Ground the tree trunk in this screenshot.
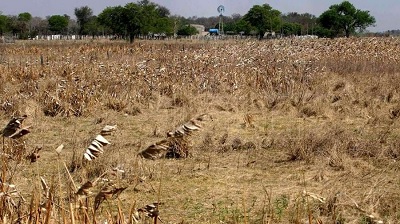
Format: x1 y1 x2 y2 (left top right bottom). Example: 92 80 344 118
129 33 135 43
345 29 350 38
258 31 264 40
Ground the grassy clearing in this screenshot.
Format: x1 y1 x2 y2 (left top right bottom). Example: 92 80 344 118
0 37 400 223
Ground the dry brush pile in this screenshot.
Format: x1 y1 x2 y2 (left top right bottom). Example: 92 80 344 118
0 37 400 223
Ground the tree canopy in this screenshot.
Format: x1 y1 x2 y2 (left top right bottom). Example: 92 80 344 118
97 6 127 37
243 4 281 39
18 12 32 22
74 6 93 35
11 12 33 39
318 1 376 37
0 0 380 40
48 15 69 33
0 15 9 35
176 25 198 36
98 1 174 42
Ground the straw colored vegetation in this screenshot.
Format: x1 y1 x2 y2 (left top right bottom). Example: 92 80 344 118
1 37 400 223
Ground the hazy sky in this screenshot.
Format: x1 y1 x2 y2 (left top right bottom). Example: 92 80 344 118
0 0 397 32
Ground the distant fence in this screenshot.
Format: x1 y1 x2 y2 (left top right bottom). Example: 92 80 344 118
0 35 116 43
0 34 254 42
33 35 115 40
0 34 322 43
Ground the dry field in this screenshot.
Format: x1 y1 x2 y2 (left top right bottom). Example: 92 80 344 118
1 37 400 224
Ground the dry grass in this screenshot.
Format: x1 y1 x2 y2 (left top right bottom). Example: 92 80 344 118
0 37 400 223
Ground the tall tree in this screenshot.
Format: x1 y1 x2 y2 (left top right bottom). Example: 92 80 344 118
0 15 9 35
140 2 174 36
122 2 142 42
98 1 174 42
243 4 281 39
137 1 173 35
18 12 32 22
235 19 252 35
48 15 69 34
74 6 93 35
98 6 127 37
85 16 102 37
17 12 32 38
318 1 375 37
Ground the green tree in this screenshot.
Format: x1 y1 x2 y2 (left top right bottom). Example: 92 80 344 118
17 12 32 38
98 1 174 42
85 16 102 37
98 3 142 41
223 22 237 34
74 6 93 35
318 1 375 37
153 17 174 35
18 12 32 23
313 25 334 38
48 15 69 33
124 2 142 42
243 4 281 39
177 25 198 36
282 22 301 36
235 19 252 35
7 16 19 35
98 6 127 37
137 1 173 36
0 15 9 35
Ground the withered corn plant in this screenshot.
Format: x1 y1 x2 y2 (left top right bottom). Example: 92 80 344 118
0 118 152 224
0 37 400 223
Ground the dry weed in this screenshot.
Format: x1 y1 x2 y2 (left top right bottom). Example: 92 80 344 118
0 38 399 223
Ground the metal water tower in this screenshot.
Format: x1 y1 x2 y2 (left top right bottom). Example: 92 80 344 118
217 5 225 35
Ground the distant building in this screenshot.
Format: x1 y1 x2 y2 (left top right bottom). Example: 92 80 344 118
190 24 207 35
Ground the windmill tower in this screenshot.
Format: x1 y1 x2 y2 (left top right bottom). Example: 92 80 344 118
217 5 225 35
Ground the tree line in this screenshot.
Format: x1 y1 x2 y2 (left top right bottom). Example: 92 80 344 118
0 0 376 41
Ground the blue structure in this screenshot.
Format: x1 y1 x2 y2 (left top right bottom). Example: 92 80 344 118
209 29 219 35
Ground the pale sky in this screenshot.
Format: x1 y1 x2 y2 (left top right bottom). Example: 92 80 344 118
0 0 397 32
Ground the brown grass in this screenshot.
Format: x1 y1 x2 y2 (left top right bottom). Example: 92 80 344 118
0 37 400 223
